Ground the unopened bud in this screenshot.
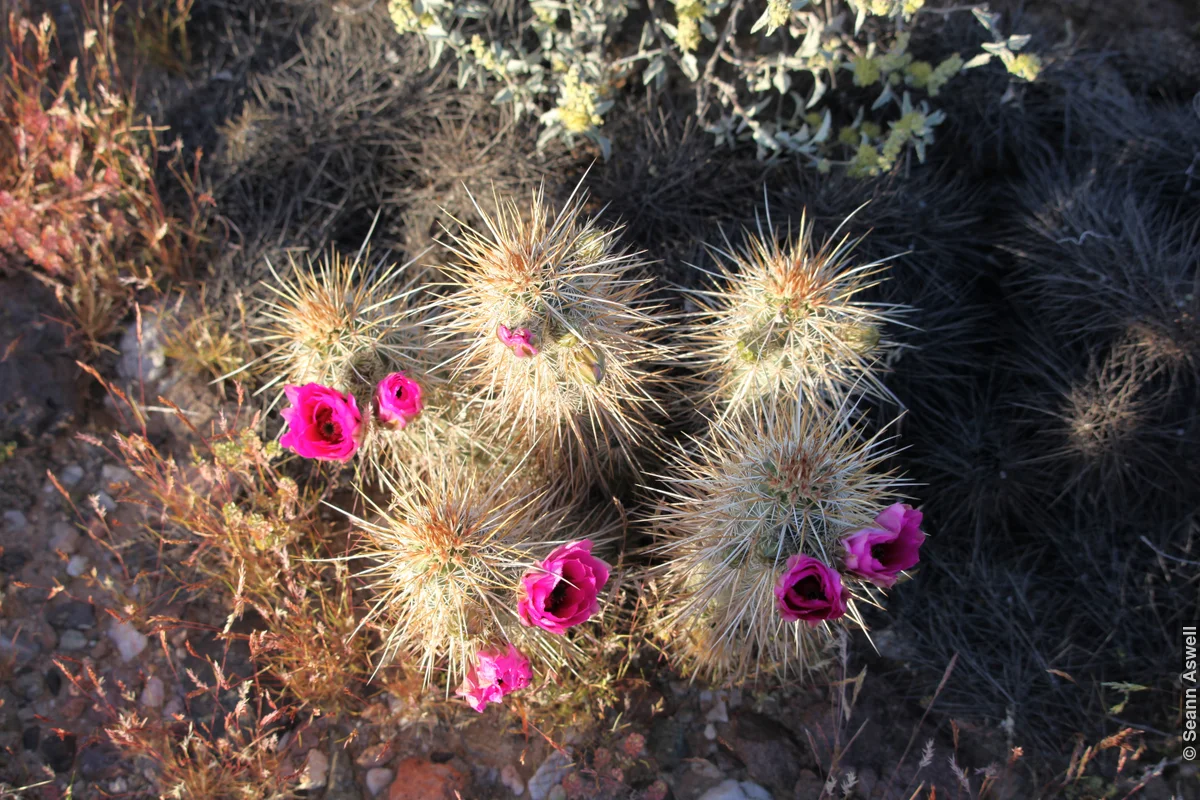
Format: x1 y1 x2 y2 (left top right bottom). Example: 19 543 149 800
572 343 605 386
844 324 880 355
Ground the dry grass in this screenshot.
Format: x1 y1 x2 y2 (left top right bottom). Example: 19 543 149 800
0 7 209 349
62 658 299 800
82 369 377 720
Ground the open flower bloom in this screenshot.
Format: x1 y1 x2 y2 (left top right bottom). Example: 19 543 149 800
497 324 539 358
375 371 423 430
841 503 926 588
455 644 533 712
774 554 849 626
279 383 363 462
518 540 610 635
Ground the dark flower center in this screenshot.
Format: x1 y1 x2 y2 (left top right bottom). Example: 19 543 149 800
793 575 824 602
545 579 571 614
870 541 896 563
314 406 341 442
395 384 405 400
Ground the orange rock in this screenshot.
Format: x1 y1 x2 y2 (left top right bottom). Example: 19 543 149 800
389 757 469 800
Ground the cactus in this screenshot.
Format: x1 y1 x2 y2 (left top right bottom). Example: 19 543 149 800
644 396 913 682
251 248 490 481
342 458 617 688
684 207 910 421
435 182 671 487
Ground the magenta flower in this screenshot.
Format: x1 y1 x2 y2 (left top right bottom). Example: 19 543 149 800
841 503 926 588
497 324 539 358
455 644 533 712
774 554 848 626
518 540 610 635
279 383 363 462
374 371 423 430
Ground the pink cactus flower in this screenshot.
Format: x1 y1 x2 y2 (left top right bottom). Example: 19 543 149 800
518 540 610 635
497 324 539 358
455 644 533 712
774 554 849 626
374 371 423 430
279 383 363 462
842 503 926 588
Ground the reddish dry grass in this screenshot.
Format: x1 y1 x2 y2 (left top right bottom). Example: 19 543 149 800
0 7 209 348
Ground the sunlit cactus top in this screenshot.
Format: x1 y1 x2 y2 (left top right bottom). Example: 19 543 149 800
434 182 670 482
687 207 910 419
252 249 428 404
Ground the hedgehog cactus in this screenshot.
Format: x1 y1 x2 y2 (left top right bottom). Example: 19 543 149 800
342 458 618 689
253 250 426 395
251 249 488 481
686 208 910 420
434 182 671 486
644 396 921 682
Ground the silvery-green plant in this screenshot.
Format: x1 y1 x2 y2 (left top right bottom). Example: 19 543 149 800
387 0 631 157
385 1 1040 173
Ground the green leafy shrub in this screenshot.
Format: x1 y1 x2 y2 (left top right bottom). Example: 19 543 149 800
383 0 1041 171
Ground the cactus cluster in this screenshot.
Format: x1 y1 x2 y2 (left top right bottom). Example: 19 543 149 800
253 183 672 701
252 181 921 703
685 208 910 420
643 207 921 682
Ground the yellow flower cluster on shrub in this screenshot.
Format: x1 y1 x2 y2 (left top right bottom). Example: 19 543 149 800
556 67 604 133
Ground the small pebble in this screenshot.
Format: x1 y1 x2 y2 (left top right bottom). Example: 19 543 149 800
58 630 88 651
500 764 525 796
101 464 133 485
13 669 43 700
95 492 117 513
66 555 89 578
527 750 573 800
355 742 393 768
298 749 329 790
3 510 27 531
140 677 164 708
365 767 393 796
47 600 95 630
697 780 772 800
60 464 84 487
107 620 148 662
705 699 728 724
704 723 717 741
50 522 81 554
